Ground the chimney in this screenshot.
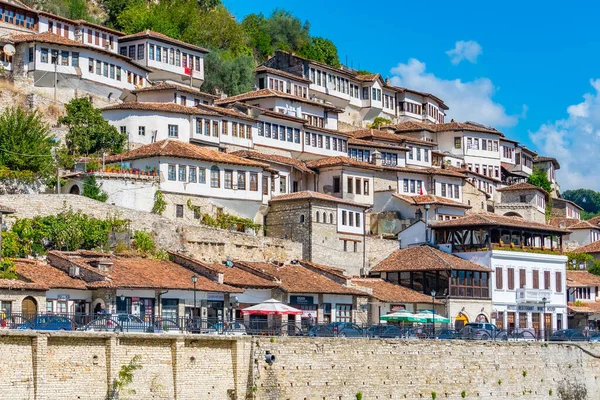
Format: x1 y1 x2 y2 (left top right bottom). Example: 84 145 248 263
371 150 382 166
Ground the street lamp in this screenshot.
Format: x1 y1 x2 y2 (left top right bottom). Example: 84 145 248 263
541 296 548 340
192 275 198 318
424 204 431 243
431 290 437 338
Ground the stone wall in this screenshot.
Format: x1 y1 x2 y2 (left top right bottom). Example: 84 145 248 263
1 331 600 400
2 194 302 264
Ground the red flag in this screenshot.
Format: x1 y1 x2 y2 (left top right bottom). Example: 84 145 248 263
184 67 192 76
419 186 423 195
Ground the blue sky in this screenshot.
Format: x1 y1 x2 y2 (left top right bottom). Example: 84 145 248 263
225 0 600 191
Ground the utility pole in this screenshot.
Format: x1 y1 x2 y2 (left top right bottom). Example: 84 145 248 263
56 167 60 194
53 59 57 103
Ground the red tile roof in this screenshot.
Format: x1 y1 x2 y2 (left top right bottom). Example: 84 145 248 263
305 156 382 171
215 89 341 111
549 217 585 229
103 140 268 167
389 86 448 110
347 129 437 147
534 156 560 169
208 263 279 289
351 278 442 303
119 30 209 54
430 212 570 233
102 101 221 116
391 121 438 133
354 73 380 82
392 194 471 209
132 83 217 99
566 271 600 288
372 245 491 273
235 261 365 295
10 32 152 71
571 240 600 254
497 182 548 196
15 259 87 290
231 150 314 174
434 121 503 136
255 65 311 83
348 138 410 151
269 191 367 208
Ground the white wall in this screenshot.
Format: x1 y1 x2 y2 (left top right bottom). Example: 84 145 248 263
405 145 433 168
397 172 429 195
103 110 192 146
337 204 364 235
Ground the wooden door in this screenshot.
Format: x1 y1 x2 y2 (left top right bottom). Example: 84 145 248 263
22 297 37 318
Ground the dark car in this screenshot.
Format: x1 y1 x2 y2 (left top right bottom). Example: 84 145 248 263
436 329 457 340
459 323 507 341
549 329 587 342
19 315 73 331
367 325 403 339
308 325 335 337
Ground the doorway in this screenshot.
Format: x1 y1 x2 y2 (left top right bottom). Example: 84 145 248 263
22 297 37 319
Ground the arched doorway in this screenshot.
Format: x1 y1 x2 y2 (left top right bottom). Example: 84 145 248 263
22 297 37 319
69 185 80 195
455 312 469 330
475 313 489 323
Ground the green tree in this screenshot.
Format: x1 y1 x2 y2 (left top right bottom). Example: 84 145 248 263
82 176 108 202
0 107 56 176
203 50 255 96
67 0 88 20
102 0 143 29
367 117 392 129
527 168 552 193
132 230 155 256
59 97 126 156
299 37 340 67
241 13 272 61
563 189 600 215
266 9 310 52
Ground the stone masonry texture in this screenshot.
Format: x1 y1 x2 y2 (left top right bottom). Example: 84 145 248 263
0 331 599 399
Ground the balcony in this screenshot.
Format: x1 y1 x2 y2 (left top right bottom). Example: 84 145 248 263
516 288 553 303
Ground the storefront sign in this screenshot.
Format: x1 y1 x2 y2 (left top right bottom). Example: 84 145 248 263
290 296 314 305
57 294 70 301
207 293 224 301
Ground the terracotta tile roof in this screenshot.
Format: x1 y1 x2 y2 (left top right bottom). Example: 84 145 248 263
15 259 87 290
0 204 15 214
0 278 46 291
297 260 349 280
534 156 560 169
434 121 503 136
208 263 279 289
103 140 268 167
271 50 356 78
231 102 307 124
391 121 438 133
235 261 365 295
347 129 437 147
553 198 584 211
392 193 471 209
430 212 570 234
372 245 491 273
567 303 595 314
269 191 368 208
48 251 241 292
119 30 209 54
348 138 410 151
231 150 314 174
351 278 442 303
102 101 220 116
305 156 382 171
497 182 548 195
73 20 125 36
446 166 500 182
303 125 355 138
567 220 600 230
215 89 341 111
197 104 256 122
255 65 311 83
571 240 600 254
389 86 448 110
550 217 585 229
566 271 600 288
354 73 380 82
10 32 152 72
132 83 217 99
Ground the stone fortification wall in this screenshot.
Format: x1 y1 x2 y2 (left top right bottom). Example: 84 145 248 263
0 331 599 400
1 194 302 263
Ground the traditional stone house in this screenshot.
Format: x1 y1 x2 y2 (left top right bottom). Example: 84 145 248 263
495 182 548 224
551 198 582 221
566 270 600 329
265 191 369 275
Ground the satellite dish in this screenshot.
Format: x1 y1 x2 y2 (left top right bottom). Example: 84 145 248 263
3 44 15 56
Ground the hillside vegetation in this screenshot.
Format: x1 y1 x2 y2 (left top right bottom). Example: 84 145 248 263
21 0 342 96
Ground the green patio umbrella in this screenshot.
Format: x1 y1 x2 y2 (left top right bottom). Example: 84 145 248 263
415 310 450 324
380 310 427 323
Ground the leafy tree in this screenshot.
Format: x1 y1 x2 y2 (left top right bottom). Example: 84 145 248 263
527 168 552 193
300 37 340 67
132 230 155 256
82 176 108 202
0 260 17 280
0 107 56 176
266 9 310 53
368 117 392 129
203 50 255 96
59 97 126 156
1 231 21 258
241 13 272 61
102 0 143 29
563 189 600 215
67 0 88 20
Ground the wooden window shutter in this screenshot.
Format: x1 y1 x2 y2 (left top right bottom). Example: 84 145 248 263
495 267 503 289
519 269 526 288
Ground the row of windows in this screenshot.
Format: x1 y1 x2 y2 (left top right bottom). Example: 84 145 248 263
1 7 36 29
305 132 347 152
400 102 422 115
495 268 561 293
502 146 514 160
315 211 334 224
348 149 371 163
40 48 79 67
383 94 394 110
467 163 500 179
195 119 252 139
341 210 361 228
403 179 424 194
471 177 495 194
465 137 499 152
258 122 301 144
439 183 460 199
346 177 370 196
310 68 351 95
427 104 443 122
302 113 325 128
85 28 115 49
167 165 259 191
371 88 382 102
407 146 429 163
120 44 202 72
535 194 545 209
516 153 533 169
343 240 360 253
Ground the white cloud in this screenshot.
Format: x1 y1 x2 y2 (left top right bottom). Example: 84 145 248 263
446 40 482 65
530 79 600 191
390 58 519 127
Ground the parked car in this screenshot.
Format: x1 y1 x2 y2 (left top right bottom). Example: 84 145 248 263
508 330 537 342
436 329 458 340
367 325 403 339
549 329 587 342
19 315 73 331
204 322 247 336
308 325 335 338
81 314 159 333
459 323 507 341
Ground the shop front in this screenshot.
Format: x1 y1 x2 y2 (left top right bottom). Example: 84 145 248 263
116 290 156 322
46 289 92 325
289 295 318 327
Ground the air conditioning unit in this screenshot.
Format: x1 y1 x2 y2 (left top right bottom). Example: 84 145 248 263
68 266 80 277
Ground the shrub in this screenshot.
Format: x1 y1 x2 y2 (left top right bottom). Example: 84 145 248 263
461 391 466 398
132 230 155 255
82 176 108 202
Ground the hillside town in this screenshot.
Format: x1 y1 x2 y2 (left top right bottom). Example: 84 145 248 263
0 0 599 346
